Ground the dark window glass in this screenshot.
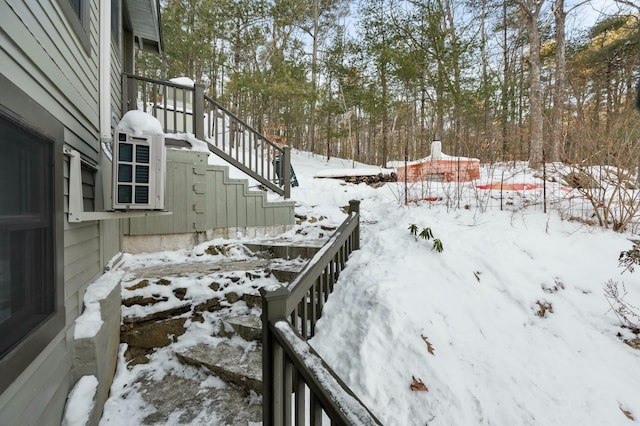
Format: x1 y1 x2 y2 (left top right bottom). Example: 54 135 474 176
111 0 120 45
0 116 55 358
119 143 133 162
118 164 132 183
69 0 82 19
118 185 132 204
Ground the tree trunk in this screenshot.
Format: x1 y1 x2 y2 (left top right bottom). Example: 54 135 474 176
517 0 544 168
551 0 566 163
309 0 319 153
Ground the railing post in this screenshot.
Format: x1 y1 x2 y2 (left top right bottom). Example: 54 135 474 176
121 74 128 114
283 145 291 199
194 83 205 140
349 199 360 250
121 73 135 113
260 285 290 426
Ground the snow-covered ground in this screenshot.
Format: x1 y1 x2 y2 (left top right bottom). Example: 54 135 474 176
99 149 640 425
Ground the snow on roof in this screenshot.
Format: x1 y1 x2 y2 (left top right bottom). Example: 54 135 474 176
386 153 480 168
314 167 393 178
117 110 164 136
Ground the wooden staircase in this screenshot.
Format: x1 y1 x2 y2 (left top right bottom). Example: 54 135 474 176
121 73 292 198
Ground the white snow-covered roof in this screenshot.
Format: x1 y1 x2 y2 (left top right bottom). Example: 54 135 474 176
314 167 393 179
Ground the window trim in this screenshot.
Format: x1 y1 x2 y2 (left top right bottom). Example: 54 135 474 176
0 74 65 395
56 0 91 54
111 0 121 49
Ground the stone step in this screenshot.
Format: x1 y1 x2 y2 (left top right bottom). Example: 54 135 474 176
125 258 270 279
176 342 262 394
245 240 325 260
136 372 261 425
271 268 302 283
222 315 262 342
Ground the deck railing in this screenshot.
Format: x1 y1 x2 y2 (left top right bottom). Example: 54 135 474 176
260 200 382 425
121 73 290 198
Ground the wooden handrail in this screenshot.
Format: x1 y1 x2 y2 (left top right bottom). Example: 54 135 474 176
260 200 382 425
121 73 291 198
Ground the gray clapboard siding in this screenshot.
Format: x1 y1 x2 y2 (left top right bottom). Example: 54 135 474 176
126 149 295 237
0 0 113 424
100 219 122 268
1 0 100 159
0 332 70 426
110 39 122 120
21 0 98 94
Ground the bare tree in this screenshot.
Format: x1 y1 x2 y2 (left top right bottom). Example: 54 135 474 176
514 0 546 168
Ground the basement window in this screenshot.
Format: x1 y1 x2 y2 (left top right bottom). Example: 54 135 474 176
0 77 64 393
0 116 56 357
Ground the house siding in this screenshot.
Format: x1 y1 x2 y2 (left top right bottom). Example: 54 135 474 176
0 333 71 426
0 0 119 424
111 32 123 121
124 150 296 246
1 0 100 160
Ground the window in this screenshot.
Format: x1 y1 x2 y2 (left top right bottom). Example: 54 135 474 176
0 75 64 394
111 0 121 46
57 0 90 53
69 0 83 21
0 119 55 358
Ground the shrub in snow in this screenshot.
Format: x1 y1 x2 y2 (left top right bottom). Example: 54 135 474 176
408 223 444 252
604 280 640 334
604 241 640 335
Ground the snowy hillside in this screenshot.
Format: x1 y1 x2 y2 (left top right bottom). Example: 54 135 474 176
98 149 640 425
288 151 640 426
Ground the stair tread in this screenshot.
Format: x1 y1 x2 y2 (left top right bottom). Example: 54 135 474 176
177 342 262 393
137 372 261 425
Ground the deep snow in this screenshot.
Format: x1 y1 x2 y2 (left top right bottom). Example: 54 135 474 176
95 148 640 425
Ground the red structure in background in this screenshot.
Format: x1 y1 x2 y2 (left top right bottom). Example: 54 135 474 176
396 141 480 183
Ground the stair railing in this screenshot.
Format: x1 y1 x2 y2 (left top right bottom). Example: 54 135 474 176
121 73 290 198
260 200 382 425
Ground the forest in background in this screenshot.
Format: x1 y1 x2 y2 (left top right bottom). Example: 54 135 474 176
136 0 640 170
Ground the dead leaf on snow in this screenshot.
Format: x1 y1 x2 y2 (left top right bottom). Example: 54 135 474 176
421 334 435 355
535 300 554 317
620 406 634 421
410 376 428 392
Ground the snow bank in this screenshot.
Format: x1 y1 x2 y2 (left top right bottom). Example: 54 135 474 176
74 270 124 339
62 375 98 426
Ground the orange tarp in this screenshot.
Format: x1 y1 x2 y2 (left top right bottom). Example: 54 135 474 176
397 159 480 183
476 183 540 190
476 183 572 192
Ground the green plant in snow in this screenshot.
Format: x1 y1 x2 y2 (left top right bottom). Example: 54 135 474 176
408 223 419 239
419 227 434 240
408 224 444 252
